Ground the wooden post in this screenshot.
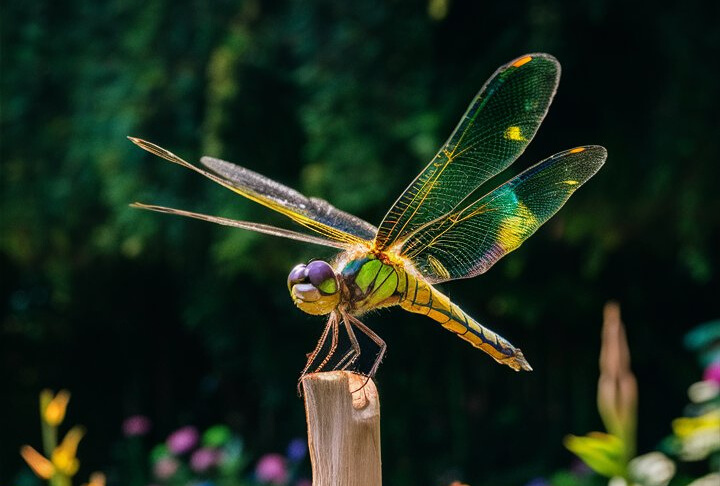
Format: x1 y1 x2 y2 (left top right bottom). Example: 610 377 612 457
302 371 382 486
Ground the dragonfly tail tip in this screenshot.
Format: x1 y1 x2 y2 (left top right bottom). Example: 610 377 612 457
509 350 533 372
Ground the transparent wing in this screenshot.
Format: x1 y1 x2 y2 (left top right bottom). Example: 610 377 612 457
200 155 377 241
374 53 560 250
130 203 350 249
129 138 376 247
400 146 607 283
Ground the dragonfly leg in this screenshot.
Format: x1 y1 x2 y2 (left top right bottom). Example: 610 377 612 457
300 312 339 377
298 312 341 396
334 312 362 371
313 313 340 373
335 349 358 371
346 313 387 379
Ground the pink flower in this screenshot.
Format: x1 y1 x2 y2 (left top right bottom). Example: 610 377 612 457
122 415 152 437
167 426 199 455
153 456 179 480
190 447 220 472
703 361 720 385
256 453 288 484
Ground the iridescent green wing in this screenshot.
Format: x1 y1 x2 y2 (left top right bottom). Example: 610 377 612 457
374 54 560 251
130 138 376 249
400 146 606 283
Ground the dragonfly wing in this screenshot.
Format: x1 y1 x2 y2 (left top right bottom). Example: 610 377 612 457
400 146 607 283
131 203 351 249
374 53 560 250
201 156 377 241
129 138 376 247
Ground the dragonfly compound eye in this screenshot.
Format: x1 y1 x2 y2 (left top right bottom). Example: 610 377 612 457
287 263 308 291
306 260 338 295
288 260 340 316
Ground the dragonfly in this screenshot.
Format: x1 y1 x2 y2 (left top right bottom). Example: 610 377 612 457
130 53 606 378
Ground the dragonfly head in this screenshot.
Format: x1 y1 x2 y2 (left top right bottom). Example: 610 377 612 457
287 260 340 315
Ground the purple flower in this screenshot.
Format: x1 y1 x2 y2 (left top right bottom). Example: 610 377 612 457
153 456 179 479
167 426 199 455
286 438 307 462
190 447 221 473
122 415 152 437
703 361 720 385
255 453 288 484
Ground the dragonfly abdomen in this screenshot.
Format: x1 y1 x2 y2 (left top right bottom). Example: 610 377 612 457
398 272 532 372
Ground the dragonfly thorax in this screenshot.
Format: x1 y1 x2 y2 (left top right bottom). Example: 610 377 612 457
339 255 403 313
287 260 341 315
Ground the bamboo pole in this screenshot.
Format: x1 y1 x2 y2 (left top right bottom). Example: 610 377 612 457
302 371 382 486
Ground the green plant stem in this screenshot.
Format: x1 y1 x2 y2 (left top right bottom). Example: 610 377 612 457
41 421 57 460
40 421 61 486
55 474 71 486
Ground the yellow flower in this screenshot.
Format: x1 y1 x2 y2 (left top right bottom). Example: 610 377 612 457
672 410 720 460
20 445 54 480
20 426 85 479
672 410 720 438
52 426 85 475
41 389 71 427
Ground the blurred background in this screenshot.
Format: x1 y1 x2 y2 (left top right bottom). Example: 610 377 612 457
2 0 719 485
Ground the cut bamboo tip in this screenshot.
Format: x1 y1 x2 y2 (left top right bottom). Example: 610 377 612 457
302 371 382 486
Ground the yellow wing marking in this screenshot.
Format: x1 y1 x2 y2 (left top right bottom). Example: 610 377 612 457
427 255 451 280
129 138 370 248
403 191 539 261
504 126 526 141
497 202 538 251
562 180 579 185
569 147 586 154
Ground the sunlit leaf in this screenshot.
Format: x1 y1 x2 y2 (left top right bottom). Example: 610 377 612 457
564 432 626 478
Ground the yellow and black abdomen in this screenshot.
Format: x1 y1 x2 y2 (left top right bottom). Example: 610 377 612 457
340 255 531 372
398 271 532 371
